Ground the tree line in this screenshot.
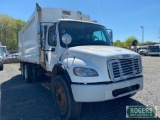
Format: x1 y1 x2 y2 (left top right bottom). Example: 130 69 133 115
0 14 25 50
113 36 154 48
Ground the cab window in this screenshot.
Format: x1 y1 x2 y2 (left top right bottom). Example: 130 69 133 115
48 25 57 46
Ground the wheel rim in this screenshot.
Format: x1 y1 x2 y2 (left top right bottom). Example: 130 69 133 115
24 66 28 80
56 85 66 110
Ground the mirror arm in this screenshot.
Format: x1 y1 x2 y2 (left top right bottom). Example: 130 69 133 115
41 49 54 52
40 47 55 52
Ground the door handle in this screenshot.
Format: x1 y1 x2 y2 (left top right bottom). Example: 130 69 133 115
51 48 55 52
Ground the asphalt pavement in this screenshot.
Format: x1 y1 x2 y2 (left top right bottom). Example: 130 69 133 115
0 56 160 120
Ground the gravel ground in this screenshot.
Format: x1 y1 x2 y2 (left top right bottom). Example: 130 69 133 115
0 56 160 120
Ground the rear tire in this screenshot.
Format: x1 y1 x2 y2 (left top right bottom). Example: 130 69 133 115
24 64 32 83
21 63 25 78
52 75 82 120
32 66 38 83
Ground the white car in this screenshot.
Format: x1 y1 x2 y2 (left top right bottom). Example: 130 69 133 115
138 49 148 56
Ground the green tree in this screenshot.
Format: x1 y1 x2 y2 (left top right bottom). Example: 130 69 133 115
144 41 153 45
0 14 25 50
113 40 125 48
124 36 139 48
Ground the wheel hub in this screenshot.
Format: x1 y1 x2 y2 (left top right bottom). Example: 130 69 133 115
56 85 66 110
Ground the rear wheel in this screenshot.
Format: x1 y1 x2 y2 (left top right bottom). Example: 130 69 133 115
52 75 82 120
21 63 25 78
32 66 37 82
24 64 32 83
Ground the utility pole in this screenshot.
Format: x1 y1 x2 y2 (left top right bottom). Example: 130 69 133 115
158 28 160 43
140 26 144 45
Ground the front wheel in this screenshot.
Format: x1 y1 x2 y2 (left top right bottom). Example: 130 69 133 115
52 75 82 120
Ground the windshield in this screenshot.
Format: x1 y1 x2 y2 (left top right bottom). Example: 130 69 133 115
58 21 112 47
148 46 159 52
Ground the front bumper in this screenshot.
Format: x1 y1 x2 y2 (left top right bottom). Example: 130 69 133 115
71 76 143 102
148 53 159 56
139 52 146 55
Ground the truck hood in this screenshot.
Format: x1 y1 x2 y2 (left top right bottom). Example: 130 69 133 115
68 46 139 58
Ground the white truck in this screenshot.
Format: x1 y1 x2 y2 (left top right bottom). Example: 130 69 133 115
148 45 160 56
18 4 143 120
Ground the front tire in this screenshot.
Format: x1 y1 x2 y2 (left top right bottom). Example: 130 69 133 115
52 75 82 120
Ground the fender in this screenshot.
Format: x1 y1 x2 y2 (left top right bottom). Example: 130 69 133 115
51 63 71 83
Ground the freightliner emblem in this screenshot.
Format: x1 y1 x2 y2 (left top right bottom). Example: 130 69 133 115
122 54 130 58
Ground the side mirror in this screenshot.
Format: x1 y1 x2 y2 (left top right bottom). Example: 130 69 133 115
107 29 113 44
62 33 72 45
38 23 47 48
132 40 138 46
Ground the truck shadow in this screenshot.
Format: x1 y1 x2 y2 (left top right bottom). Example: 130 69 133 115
1 75 60 120
80 99 159 120
1 75 159 120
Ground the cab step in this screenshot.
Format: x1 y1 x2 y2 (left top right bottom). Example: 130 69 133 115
41 82 51 90
45 72 51 77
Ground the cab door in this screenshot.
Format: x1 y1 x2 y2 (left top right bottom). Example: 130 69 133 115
45 24 58 71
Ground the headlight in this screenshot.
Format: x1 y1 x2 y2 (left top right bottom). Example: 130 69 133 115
73 67 98 77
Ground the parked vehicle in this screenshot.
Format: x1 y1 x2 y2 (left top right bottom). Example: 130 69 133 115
148 45 160 56
18 4 143 119
138 46 148 56
0 46 7 60
0 47 4 70
7 53 19 59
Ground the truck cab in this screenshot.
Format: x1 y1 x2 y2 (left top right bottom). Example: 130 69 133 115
39 19 143 99
39 19 143 119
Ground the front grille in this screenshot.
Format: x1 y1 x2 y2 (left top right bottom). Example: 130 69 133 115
108 57 142 81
